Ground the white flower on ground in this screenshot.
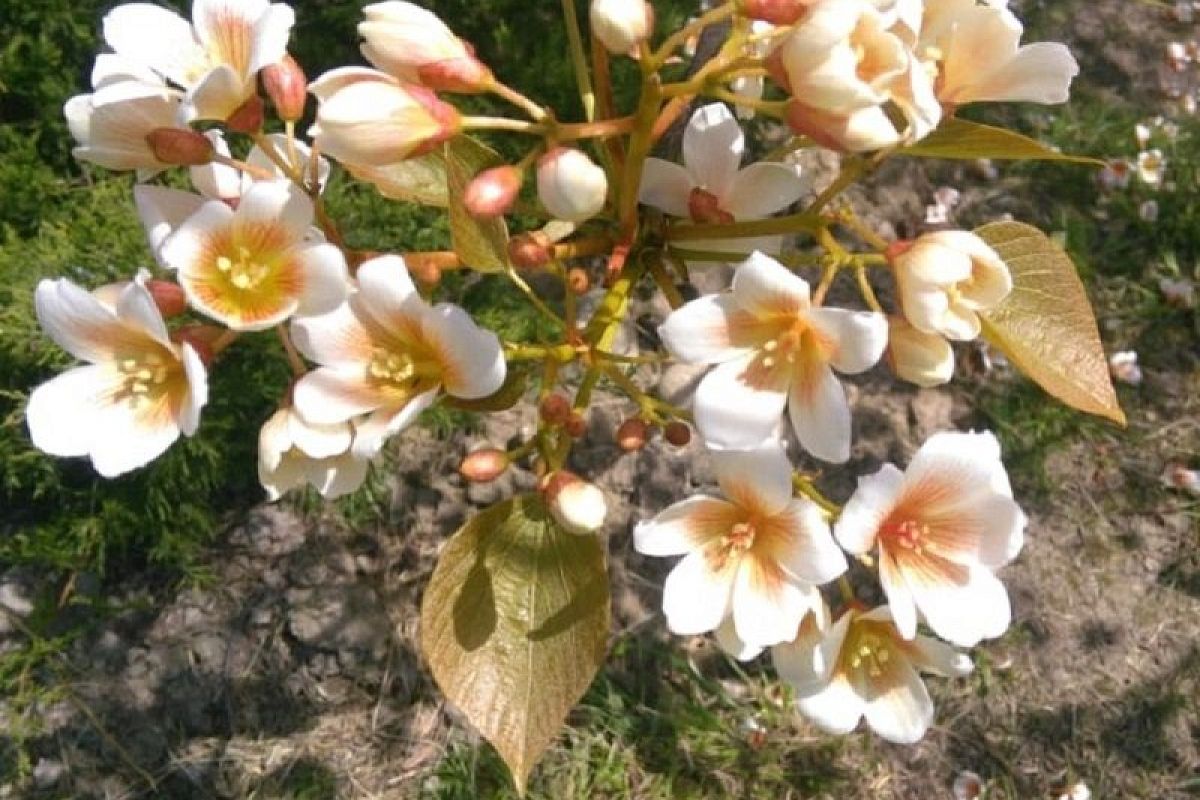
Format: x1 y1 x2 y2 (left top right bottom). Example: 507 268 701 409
157 180 347 331
773 604 973 743
639 103 806 261
634 443 847 650
64 75 184 175
358 1 493 92
26 273 208 478
892 231 1012 341
1108 350 1142 386
290 255 506 457
102 0 295 123
918 0 1079 107
659 252 888 461
835 430 1026 646
258 405 368 500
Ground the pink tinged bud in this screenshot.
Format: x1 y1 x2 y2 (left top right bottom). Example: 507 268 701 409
615 418 649 451
589 0 654 55
463 165 523 219
663 421 691 447
539 393 572 425
542 471 608 535
262 55 308 122
225 95 265 134
359 1 494 92
145 128 214 166
509 231 553 270
460 448 510 482
416 54 493 94
145 280 188 318
536 147 608 222
740 0 813 25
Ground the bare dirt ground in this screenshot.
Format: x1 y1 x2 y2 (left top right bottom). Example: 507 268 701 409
3 1 1199 798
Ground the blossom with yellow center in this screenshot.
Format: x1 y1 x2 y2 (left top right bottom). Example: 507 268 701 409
634 443 846 651
290 255 506 457
835 430 1027 646
25 274 208 478
773 605 973 743
659 251 888 462
158 180 348 331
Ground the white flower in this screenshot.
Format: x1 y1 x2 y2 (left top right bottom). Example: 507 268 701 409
26 274 208 477
892 230 1012 341
639 103 807 260
102 0 295 122
536 147 609 222
774 605 972 743
358 1 492 92
290 255 506 457
64 75 184 175
659 252 888 461
258 405 368 500
589 0 654 55
157 180 348 331
1108 350 1142 386
918 0 1079 107
835 430 1026 646
886 316 954 387
634 443 847 649
1136 149 1166 187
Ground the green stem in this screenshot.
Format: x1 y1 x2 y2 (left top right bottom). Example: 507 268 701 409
649 2 736 70
666 212 822 241
461 115 545 134
561 0 596 121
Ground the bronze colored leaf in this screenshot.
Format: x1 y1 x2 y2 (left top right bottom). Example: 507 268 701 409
903 118 1102 165
976 221 1125 425
446 136 511 272
420 495 610 795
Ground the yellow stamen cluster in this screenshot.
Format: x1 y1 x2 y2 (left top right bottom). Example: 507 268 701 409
709 520 758 571
117 351 172 407
848 632 892 678
368 347 418 385
888 518 929 555
216 244 272 291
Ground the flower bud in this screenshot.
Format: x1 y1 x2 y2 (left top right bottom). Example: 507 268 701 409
262 55 308 122
543 471 608 535
565 412 588 438
460 448 510 482
405 253 444 286
740 0 813 24
539 393 572 425
145 127 214 166
536 147 608 222
566 267 591 295
145 279 189 318
886 316 954 387
359 1 494 93
171 325 221 366
615 418 649 451
464 165 523 219
663 421 692 447
225 95 265 133
589 0 654 55
508 231 553 270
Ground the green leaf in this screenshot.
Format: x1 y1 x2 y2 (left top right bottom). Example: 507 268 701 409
443 369 529 412
346 153 449 207
976 221 1126 425
902 118 1103 165
420 495 610 795
446 136 511 272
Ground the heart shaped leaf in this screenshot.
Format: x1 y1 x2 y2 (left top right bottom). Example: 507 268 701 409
446 136 511 272
903 118 1102 165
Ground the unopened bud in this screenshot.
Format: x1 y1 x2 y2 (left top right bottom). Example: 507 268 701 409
740 0 814 24
589 0 654 55
145 279 188 318
663 421 692 447
884 239 915 262
172 325 220 366
565 412 588 438
566 267 591 295
145 127 214 166
537 147 608 222
509 231 553 270
464 165 523 219
359 1 494 93
542 471 608 535
460 448 510 482
615 418 649 451
225 94 265 133
539 393 572 425
262 55 308 121
405 253 445 286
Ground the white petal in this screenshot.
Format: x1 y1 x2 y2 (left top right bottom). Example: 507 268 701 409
724 163 807 219
259 450 306 501
258 407 293 473
354 255 423 331
290 301 373 367
658 294 751 365
638 158 694 218
711 443 794 515
880 552 918 639
421 304 505 399
887 318 954 387
910 635 973 678
178 342 209 436
834 463 905 553
190 130 240 199
235 180 312 245
26 366 113 457
34 279 126 363
776 498 848 585
797 676 864 735
313 453 370 499
714 617 764 661
294 243 350 317
775 609 850 689
293 367 386 425
732 251 811 316
958 42 1078 104
90 53 164 90
287 412 351 459
662 549 735 636
133 186 206 264
862 659 933 744
160 200 235 273
102 3 203 88
908 563 1012 647
351 389 438 457
976 494 1027 568
904 430 1004 511
682 103 743 201
732 562 821 648
633 495 731 557
693 353 787 450
88 395 181 478
787 361 852 463
805 308 888 374
249 4 296 74
115 276 171 347
181 64 249 123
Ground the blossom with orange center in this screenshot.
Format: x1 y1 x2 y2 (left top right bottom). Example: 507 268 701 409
290 255 506 457
835 430 1027 646
659 251 888 461
158 180 348 331
101 0 295 123
634 443 846 651
25 273 208 478
773 605 973 743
